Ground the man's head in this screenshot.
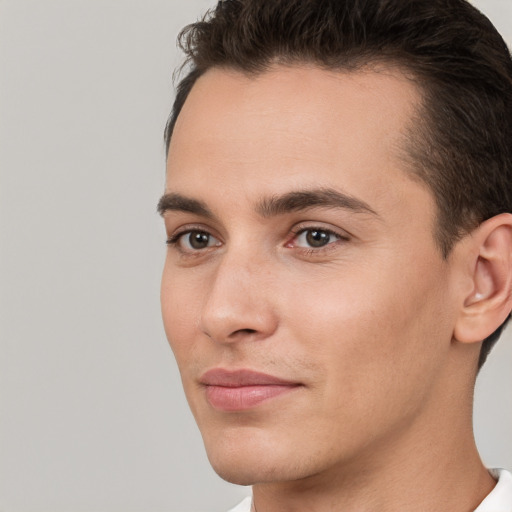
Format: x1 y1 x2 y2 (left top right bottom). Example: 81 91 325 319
164 0 512 368
159 0 512 487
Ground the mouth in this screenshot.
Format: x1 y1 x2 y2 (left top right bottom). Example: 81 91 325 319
199 368 302 412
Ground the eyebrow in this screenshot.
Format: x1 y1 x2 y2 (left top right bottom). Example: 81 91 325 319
157 188 378 218
157 193 214 218
256 188 378 217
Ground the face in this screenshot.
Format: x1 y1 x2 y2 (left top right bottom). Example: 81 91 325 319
160 65 462 485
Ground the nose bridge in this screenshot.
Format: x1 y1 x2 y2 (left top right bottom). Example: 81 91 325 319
200 243 278 343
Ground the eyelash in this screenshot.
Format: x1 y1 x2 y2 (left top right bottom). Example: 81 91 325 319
165 226 219 251
165 225 350 255
287 225 349 252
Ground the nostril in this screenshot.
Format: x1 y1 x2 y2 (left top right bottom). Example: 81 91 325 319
231 328 257 336
202 327 259 342
228 329 258 340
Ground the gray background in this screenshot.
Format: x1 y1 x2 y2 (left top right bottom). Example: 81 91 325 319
0 1 510 511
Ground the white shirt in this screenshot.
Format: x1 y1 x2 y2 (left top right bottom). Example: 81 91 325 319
475 469 512 511
227 469 512 512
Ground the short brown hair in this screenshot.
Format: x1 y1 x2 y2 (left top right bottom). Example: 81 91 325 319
164 0 512 368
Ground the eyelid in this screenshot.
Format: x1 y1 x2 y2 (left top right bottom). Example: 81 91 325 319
166 223 218 241
288 222 351 241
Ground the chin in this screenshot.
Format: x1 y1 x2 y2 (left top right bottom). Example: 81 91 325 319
201 427 320 486
202 429 277 484
208 452 301 486
210 460 265 486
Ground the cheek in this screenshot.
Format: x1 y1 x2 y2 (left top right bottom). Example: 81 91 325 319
161 266 211 420
160 263 200 360
282 256 453 400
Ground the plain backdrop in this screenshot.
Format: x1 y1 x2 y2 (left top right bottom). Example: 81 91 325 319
0 1 511 511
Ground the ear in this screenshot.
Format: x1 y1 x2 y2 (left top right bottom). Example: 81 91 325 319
453 213 512 344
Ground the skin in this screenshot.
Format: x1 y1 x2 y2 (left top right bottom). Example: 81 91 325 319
160 65 500 511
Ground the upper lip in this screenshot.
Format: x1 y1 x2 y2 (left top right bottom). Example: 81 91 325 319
200 368 300 387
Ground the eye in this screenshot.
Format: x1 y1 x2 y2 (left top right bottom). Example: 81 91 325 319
167 230 221 252
291 228 344 249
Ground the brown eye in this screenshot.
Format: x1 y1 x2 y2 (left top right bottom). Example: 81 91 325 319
168 230 221 252
293 228 341 249
188 231 211 249
305 230 332 247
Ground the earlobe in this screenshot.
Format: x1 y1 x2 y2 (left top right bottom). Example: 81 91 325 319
454 213 512 344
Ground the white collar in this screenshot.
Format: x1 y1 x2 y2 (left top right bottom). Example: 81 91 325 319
474 469 512 511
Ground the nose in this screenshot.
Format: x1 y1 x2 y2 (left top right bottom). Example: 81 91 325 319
200 249 279 344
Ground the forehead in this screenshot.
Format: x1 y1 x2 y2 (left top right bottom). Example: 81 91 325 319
166 65 429 221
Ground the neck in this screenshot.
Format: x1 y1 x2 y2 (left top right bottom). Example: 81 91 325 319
252 425 493 512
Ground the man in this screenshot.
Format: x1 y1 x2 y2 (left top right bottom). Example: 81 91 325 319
158 0 512 510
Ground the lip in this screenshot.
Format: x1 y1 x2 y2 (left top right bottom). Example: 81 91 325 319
200 369 302 412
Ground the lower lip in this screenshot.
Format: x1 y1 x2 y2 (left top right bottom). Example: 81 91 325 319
205 384 299 411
